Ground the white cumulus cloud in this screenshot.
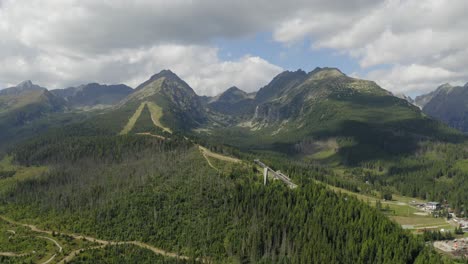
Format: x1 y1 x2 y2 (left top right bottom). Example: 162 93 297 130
1 0 467 95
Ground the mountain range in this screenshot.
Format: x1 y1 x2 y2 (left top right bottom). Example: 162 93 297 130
52 83 132 109
2 67 459 165
0 67 466 263
413 82 468 132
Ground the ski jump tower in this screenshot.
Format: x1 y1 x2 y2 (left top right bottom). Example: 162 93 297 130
254 159 297 189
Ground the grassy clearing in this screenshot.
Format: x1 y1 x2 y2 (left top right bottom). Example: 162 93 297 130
119 102 146 135
204 156 238 174
146 102 172 134
324 182 452 231
198 146 241 163
311 149 336 159
0 156 47 196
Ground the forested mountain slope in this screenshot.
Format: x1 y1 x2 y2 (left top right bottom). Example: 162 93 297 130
0 81 71 149
0 68 467 263
206 68 460 166
0 133 451 263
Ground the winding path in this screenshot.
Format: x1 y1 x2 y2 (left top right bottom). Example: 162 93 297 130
0 215 207 263
37 236 62 264
0 252 30 257
199 145 241 172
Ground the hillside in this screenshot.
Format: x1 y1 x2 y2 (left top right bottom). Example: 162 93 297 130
417 83 468 132
0 80 45 96
414 83 454 108
120 70 207 132
204 68 459 166
394 93 414 104
1 132 450 263
0 81 70 149
0 69 465 263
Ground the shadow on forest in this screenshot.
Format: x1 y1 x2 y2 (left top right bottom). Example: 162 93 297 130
270 118 466 166
328 118 464 165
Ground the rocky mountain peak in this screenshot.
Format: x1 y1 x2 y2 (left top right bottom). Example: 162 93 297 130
307 67 346 80
16 80 34 88
0 80 46 96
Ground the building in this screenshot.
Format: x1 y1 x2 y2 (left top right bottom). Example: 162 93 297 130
426 202 441 211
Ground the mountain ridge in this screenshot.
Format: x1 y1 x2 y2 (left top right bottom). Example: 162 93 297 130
0 80 47 96
418 82 468 132
52 83 133 109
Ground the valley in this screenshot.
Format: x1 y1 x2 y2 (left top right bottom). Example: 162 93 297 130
2 1 467 263
0 69 467 263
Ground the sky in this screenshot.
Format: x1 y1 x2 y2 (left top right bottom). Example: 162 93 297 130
0 0 467 97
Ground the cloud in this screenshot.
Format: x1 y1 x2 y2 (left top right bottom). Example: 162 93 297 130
0 43 282 96
366 64 465 95
1 0 467 95
0 0 288 94
271 0 468 94
186 55 283 96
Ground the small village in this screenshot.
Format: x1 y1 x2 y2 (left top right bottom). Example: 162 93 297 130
409 201 468 258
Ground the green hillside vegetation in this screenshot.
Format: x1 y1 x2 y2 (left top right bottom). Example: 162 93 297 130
68 244 189 264
129 104 158 134
0 89 66 123
0 88 74 151
129 103 170 137
0 133 454 263
208 71 460 166
2 69 468 262
124 70 207 132
247 140 468 219
0 216 97 264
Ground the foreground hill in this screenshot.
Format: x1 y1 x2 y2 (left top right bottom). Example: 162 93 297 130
1 133 447 263
416 83 468 132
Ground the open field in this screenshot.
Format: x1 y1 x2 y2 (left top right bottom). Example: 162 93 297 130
198 146 241 163
324 182 454 232
0 156 48 196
